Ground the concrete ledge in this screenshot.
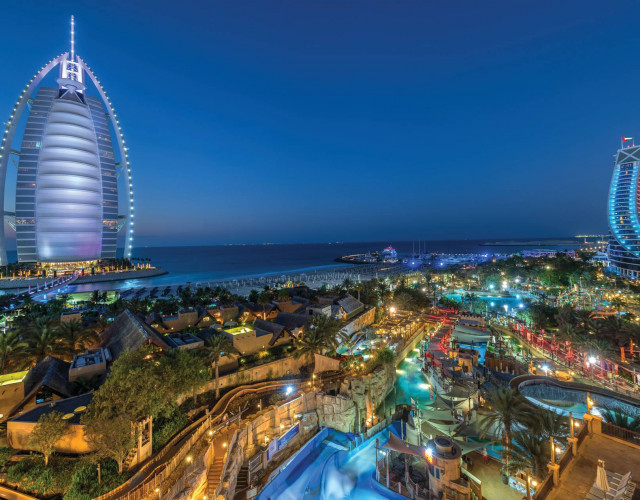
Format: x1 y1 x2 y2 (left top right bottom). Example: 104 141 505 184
74 268 167 284
510 375 640 408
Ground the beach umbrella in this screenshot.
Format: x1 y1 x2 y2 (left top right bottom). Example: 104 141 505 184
596 459 609 495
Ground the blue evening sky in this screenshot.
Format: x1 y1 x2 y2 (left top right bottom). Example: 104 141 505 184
0 1 636 245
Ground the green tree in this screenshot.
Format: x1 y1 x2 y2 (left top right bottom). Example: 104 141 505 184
202 334 237 399
165 350 209 404
600 406 640 432
533 409 569 445
479 388 531 472
29 411 68 466
507 429 550 479
23 317 68 364
58 319 94 352
375 347 395 366
294 321 339 364
86 348 173 425
83 413 135 474
0 330 26 373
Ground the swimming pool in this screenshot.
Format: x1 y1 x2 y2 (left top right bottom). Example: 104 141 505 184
518 381 640 418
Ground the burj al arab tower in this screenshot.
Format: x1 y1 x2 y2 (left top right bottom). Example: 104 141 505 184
0 17 134 266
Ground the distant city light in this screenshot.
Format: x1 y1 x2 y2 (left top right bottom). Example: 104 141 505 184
285 386 293 395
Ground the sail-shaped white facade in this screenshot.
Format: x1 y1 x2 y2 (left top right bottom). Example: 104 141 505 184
0 17 133 265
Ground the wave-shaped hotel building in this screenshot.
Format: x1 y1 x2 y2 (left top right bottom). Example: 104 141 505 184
0 17 133 267
608 139 640 278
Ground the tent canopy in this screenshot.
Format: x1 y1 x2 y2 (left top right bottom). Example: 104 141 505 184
382 432 425 458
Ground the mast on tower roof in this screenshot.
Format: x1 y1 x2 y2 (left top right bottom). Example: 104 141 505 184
70 15 75 61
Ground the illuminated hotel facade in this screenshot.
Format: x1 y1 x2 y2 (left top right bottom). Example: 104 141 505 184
0 17 133 265
607 143 640 278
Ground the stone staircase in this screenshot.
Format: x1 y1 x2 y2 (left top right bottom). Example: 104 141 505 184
123 448 137 471
207 457 225 497
231 464 249 499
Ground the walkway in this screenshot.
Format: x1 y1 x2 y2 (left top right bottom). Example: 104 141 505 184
465 452 521 500
96 379 304 500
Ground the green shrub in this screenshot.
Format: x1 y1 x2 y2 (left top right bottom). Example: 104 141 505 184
64 459 126 500
0 446 13 470
153 408 188 451
7 457 75 496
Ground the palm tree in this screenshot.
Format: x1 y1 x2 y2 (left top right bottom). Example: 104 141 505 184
309 315 343 353
202 333 237 399
479 388 531 472
23 317 67 365
587 338 612 374
507 429 551 479
534 409 569 445
338 331 358 357
294 327 333 364
58 319 95 352
600 406 640 432
610 297 625 319
0 330 27 373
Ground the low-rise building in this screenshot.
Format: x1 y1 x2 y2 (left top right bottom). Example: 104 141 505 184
68 348 109 383
458 313 485 328
0 356 74 423
273 313 310 338
101 310 171 360
223 322 290 356
164 332 205 351
336 294 365 320
306 304 332 317
0 371 29 421
146 307 217 333
7 393 94 454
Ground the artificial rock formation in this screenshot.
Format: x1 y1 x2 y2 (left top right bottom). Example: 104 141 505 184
315 365 395 433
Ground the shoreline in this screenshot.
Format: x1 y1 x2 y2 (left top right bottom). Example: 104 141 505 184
0 268 168 291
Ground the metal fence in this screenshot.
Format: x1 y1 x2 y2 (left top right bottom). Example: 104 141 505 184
602 421 640 445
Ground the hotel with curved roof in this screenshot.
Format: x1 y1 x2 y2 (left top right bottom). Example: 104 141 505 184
0 17 133 265
607 143 640 278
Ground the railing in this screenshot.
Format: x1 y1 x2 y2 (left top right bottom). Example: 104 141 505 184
535 423 589 499
462 467 482 500
602 421 640 445
92 380 302 500
557 445 573 474
533 474 554 500
161 444 211 500
213 430 239 499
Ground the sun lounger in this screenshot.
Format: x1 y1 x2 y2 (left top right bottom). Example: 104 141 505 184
587 480 636 500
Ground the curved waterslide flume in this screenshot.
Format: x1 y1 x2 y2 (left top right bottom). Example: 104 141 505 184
258 426 405 500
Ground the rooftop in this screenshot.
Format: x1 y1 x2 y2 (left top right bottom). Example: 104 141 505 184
546 433 640 500
10 392 93 425
225 326 256 335
70 349 106 369
0 371 28 387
